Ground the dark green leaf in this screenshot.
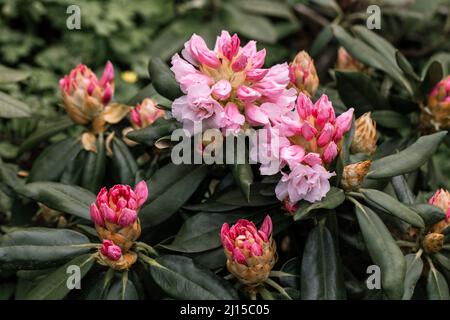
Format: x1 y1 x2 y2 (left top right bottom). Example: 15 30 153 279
402 252 424 300
81 134 106 193
126 118 180 146
148 255 239 299
231 164 253 202
371 110 410 129
19 182 95 220
111 137 139 186
148 57 182 101
140 164 209 228
0 65 30 84
294 187 345 221
368 131 447 179
18 117 74 154
27 138 82 182
353 203 405 299
427 265 450 300
360 189 424 228
301 224 346 299
25 254 95 300
0 228 91 270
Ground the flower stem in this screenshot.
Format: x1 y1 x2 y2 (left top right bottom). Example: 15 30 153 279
264 278 292 300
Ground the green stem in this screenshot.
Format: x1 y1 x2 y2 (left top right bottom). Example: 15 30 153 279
259 287 274 300
136 241 159 257
264 278 292 300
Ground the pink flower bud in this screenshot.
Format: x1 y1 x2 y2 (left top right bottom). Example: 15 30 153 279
323 141 338 163
185 34 221 68
130 99 165 129
300 122 317 141
245 104 269 126
221 215 273 266
90 181 148 228
296 93 314 119
59 62 115 125
334 108 354 142
246 68 269 82
429 189 450 216
90 203 104 226
212 80 232 101
236 85 261 103
317 123 334 147
231 54 248 72
289 51 319 97
101 240 122 261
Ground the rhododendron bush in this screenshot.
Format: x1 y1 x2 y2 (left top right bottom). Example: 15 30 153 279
1 0 450 301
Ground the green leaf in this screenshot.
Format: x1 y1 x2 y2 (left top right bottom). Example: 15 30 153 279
395 51 420 82
105 276 139 300
360 189 425 228
25 254 95 300
420 60 444 98
410 204 445 226
81 134 106 193
111 137 139 186
126 118 180 146
402 252 424 300
427 264 450 300
0 65 30 84
335 71 388 114
18 117 74 154
163 212 251 253
214 186 278 207
140 164 209 228
27 137 82 182
147 255 239 299
301 224 346 299
223 3 278 44
0 228 91 270
148 57 182 101
230 0 296 20
368 131 447 179
353 202 406 299
371 110 410 129
19 182 95 220
231 163 254 202
391 175 415 204
0 91 31 118
294 187 345 221
310 26 333 57
332 26 413 95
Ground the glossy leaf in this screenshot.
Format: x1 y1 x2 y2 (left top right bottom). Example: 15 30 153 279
294 187 345 221
402 252 424 300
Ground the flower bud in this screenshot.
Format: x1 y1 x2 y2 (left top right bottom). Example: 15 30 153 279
130 98 165 130
341 160 371 191
351 112 377 155
97 240 137 270
221 215 276 287
90 181 148 252
289 51 319 97
422 233 444 253
428 189 450 233
335 47 366 72
59 62 114 126
420 76 450 132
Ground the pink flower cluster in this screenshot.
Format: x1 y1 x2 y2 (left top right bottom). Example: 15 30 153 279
171 31 296 134
89 181 148 227
429 75 450 104
171 31 354 206
221 215 272 265
256 93 353 206
101 239 122 261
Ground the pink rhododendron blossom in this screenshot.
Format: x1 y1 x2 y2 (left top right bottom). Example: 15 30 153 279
275 163 335 204
221 215 272 265
101 240 122 261
89 181 148 227
170 31 296 134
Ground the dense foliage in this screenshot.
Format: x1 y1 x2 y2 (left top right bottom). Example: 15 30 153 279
1 0 450 300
